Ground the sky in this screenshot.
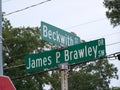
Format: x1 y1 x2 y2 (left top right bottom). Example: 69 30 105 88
2 0 120 88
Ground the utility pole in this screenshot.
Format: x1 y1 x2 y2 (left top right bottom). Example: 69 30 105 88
59 63 68 90
0 0 3 75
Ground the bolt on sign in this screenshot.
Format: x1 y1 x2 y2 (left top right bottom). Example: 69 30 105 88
25 38 106 72
40 21 80 46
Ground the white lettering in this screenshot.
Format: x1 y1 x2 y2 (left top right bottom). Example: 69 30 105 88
69 37 74 46
42 25 80 46
43 57 47 66
56 52 61 63
98 39 104 46
53 32 56 41
26 58 31 69
70 51 73 60
48 30 52 39
92 45 98 58
36 58 43 67
64 50 69 61
67 36 70 46
101 50 105 56
60 35 65 44
48 56 52 65
31 60 35 68
56 31 60 42
74 50 78 59
43 25 48 37
85 46 87 57
78 49 84 58
88 47 92 56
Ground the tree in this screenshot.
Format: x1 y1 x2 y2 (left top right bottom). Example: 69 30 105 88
68 59 118 90
2 12 12 31
68 71 96 90
2 14 118 90
112 87 120 90
48 71 61 90
2 14 50 90
48 59 118 90
3 26 50 90
103 0 120 27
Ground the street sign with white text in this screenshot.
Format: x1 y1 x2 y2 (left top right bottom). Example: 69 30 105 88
41 21 80 46
25 38 106 72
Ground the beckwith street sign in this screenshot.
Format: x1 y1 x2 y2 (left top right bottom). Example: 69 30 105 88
40 21 80 46
25 38 106 72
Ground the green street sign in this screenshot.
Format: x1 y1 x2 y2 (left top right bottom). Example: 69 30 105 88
41 21 80 46
25 38 106 72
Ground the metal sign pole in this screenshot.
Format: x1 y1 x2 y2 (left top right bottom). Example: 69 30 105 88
0 0 3 75
59 63 68 90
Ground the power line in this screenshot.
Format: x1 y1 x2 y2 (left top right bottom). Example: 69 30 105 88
10 51 120 80
4 64 25 70
3 41 120 71
3 40 120 79
100 31 120 37
2 0 120 80
65 18 106 29
106 52 120 60
107 41 120 46
3 0 8 3
85 31 120 41
2 0 11 3
12 67 58 80
4 0 52 16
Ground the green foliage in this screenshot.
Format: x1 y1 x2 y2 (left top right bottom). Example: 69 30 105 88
112 87 120 90
103 0 120 27
48 59 118 90
3 27 43 65
2 15 49 90
71 59 118 90
48 71 61 90
68 71 96 90
3 26 49 90
2 14 118 90
2 12 12 31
